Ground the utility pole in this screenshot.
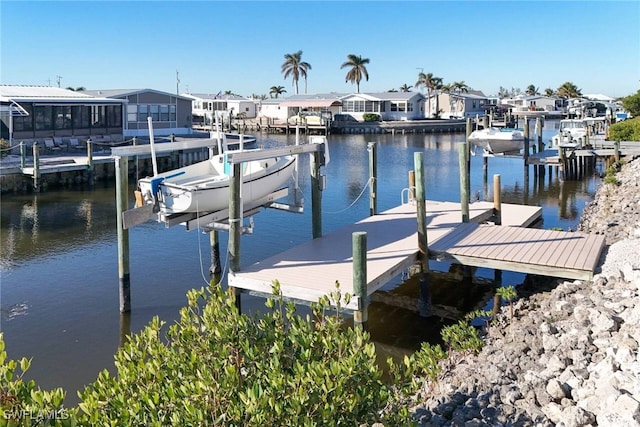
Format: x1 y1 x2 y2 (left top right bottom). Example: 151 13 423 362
56 75 63 88
176 70 180 95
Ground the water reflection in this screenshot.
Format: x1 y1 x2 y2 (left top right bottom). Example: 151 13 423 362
0 122 601 403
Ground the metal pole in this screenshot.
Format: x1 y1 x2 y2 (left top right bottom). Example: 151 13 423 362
458 144 469 223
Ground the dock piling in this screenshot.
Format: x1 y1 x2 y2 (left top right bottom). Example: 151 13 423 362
229 161 242 311
458 144 470 223
32 142 40 192
368 142 378 216
493 174 502 225
414 152 432 317
115 155 131 313
352 231 368 329
311 149 323 239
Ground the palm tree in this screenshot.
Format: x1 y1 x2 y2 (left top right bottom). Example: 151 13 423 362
388 88 398 92
399 83 412 92
556 82 582 98
525 84 539 96
66 86 86 91
281 50 312 95
451 81 469 94
544 88 555 97
341 54 370 93
415 72 443 117
269 85 287 98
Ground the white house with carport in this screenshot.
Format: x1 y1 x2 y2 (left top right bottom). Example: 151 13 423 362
182 93 257 125
339 92 425 121
501 95 565 115
276 93 344 122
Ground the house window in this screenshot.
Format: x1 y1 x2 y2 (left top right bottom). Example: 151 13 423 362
170 104 176 121
91 106 106 127
72 106 90 129
127 105 137 122
139 104 148 121
54 106 72 130
107 105 122 127
150 105 159 121
34 106 53 130
160 105 169 121
13 104 34 132
407 103 413 112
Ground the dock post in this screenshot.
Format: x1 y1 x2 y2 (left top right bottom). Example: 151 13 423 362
458 144 469 223
414 152 432 317
493 174 502 225
408 170 416 202
115 155 131 312
87 138 94 186
209 230 222 280
368 142 377 216
20 142 25 169
229 161 242 311
32 142 40 192
311 149 323 239
614 141 620 162
523 118 530 165
352 231 368 330
536 117 545 177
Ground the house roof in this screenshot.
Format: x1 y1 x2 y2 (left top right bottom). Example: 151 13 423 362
82 88 192 101
0 85 125 104
341 91 425 102
183 93 250 101
280 93 345 107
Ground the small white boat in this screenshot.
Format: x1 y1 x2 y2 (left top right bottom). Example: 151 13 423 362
137 151 295 214
468 127 525 154
549 117 606 149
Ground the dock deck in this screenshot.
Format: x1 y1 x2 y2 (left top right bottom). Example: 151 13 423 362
228 200 605 312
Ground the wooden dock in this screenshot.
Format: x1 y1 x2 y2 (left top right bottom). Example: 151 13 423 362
228 199 604 312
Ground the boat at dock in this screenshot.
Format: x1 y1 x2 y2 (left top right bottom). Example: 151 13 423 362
549 117 606 149
468 127 525 154
137 150 295 214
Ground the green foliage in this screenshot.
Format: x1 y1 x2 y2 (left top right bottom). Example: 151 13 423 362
621 90 640 118
362 113 380 122
609 117 640 142
77 282 395 426
0 334 72 426
496 285 517 321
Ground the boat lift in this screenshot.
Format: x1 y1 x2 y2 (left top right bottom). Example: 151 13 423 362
112 127 329 313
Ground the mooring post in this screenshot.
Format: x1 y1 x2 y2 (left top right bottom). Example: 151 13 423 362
32 142 40 193
209 230 222 280
368 142 378 216
311 149 323 239
229 161 242 311
20 142 26 169
614 141 620 162
352 231 368 330
87 137 94 186
493 174 502 225
414 152 432 317
523 118 530 166
119 312 131 348
115 155 131 312
458 144 469 223
408 170 416 202
465 119 472 195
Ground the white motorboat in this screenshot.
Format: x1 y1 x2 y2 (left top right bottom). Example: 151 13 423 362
468 127 525 154
549 117 606 149
137 151 295 214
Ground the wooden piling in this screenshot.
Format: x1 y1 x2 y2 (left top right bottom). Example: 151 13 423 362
368 142 378 216
408 170 416 202
414 152 432 317
20 142 26 169
87 138 94 186
352 231 368 329
311 150 323 238
614 141 620 162
32 142 40 192
229 161 242 311
458 144 469 223
115 155 131 312
523 118 530 166
209 230 222 278
493 174 502 225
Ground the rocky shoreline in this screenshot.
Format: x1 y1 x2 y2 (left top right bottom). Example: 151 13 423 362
410 157 640 426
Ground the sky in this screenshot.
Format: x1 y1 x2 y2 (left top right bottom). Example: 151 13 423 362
1 1 639 99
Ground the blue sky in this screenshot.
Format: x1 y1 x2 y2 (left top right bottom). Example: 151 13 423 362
2 1 638 98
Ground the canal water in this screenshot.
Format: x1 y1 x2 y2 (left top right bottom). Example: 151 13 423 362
0 120 602 404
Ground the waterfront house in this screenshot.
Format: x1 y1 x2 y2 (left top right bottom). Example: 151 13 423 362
434 92 489 119
83 88 193 137
500 95 565 118
183 93 257 126
277 93 344 122
338 92 425 121
0 85 126 145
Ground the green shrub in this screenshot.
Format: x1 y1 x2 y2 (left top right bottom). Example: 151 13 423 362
609 117 640 142
362 113 380 122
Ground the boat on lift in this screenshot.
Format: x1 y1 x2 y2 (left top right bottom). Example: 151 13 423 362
468 127 525 154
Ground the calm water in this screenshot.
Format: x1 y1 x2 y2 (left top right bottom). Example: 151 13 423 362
0 121 601 403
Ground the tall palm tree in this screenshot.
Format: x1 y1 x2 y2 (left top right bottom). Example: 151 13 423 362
451 81 469 94
544 88 555 97
556 82 582 98
281 50 311 95
269 85 287 98
399 83 412 92
525 84 539 96
415 72 443 117
341 54 370 93
66 86 86 91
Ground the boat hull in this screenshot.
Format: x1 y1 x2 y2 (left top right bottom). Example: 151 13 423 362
468 128 524 154
138 154 295 214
